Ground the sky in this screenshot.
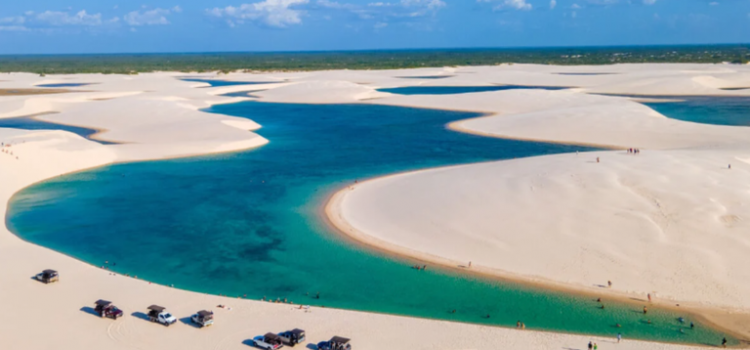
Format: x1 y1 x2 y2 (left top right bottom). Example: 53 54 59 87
0 0 748 54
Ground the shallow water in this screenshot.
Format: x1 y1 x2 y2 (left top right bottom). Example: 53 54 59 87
36 83 92 87
0 116 116 145
397 75 453 79
219 90 264 98
180 78 274 87
379 85 569 95
643 96 750 127
6 101 735 346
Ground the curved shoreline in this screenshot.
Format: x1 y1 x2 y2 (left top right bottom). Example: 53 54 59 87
6 69 750 350
447 116 626 150
323 157 750 346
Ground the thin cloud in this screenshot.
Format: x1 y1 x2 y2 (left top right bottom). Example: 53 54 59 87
124 8 176 26
0 9 121 32
317 0 446 21
478 0 532 11
34 10 104 26
207 0 310 28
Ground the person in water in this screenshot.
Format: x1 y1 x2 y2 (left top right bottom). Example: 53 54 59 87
643 306 648 314
690 322 694 329
722 337 728 347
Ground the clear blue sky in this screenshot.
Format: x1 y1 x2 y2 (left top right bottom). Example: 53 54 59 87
1 0 748 54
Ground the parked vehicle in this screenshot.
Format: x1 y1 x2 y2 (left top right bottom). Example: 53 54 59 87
250 333 284 350
35 269 59 284
94 300 123 320
278 329 305 346
190 310 214 327
147 305 177 326
317 336 351 350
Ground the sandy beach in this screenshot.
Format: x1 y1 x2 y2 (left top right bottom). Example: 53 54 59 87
3 65 750 349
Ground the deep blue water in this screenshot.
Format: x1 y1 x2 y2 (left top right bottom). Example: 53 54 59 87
36 83 92 87
555 73 616 76
0 117 116 145
397 75 453 79
642 96 750 127
219 90 264 98
5 101 734 346
379 85 569 95
180 78 276 87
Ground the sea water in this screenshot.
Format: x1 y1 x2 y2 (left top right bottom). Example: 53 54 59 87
6 101 734 345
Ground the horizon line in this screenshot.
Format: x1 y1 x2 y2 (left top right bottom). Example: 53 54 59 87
2 43 750 57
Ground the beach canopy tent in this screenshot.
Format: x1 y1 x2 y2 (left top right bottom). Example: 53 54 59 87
95 300 113 307
148 305 166 312
331 336 350 344
264 333 283 344
331 336 351 347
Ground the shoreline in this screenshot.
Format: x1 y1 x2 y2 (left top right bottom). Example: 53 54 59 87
322 162 750 346
446 117 626 150
5 119 742 348
4 68 750 349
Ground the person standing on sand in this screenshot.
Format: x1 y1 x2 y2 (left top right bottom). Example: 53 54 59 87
617 333 622 343
588 341 593 350
608 280 612 288
597 157 600 163
594 343 598 350
648 293 652 302
468 261 472 268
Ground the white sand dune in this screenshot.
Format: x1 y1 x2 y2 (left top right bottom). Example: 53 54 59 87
3 65 750 349
335 150 750 308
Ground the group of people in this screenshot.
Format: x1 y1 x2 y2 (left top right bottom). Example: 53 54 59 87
627 148 641 154
1 142 18 159
412 265 427 271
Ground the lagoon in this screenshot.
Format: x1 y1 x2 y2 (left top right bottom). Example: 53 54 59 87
6 101 734 346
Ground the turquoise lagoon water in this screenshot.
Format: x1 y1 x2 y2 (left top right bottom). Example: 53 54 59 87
0 117 116 145
379 85 569 95
180 78 275 87
642 97 750 127
6 101 734 346
36 83 93 87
